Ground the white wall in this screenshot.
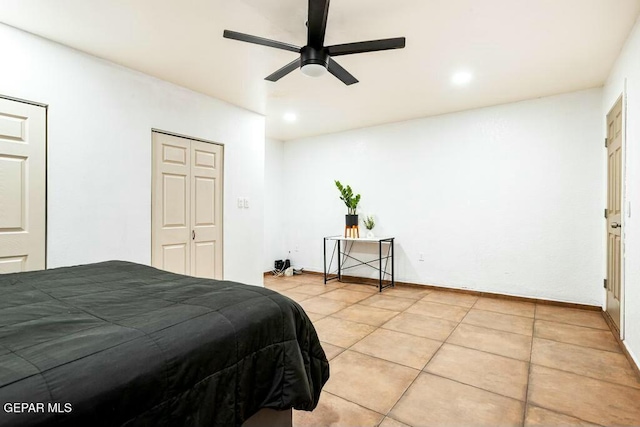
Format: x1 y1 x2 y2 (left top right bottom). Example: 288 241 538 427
264 138 286 271
0 24 265 286
603 16 640 368
281 89 604 305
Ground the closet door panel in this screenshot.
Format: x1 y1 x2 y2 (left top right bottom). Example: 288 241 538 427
152 133 223 279
152 133 191 275
190 141 223 279
0 98 46 273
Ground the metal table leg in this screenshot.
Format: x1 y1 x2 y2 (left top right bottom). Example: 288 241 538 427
391 238 395 288
379 239 383 292
323 237 327 284
337 240 342 281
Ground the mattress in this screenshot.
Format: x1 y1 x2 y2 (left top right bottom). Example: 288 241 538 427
0 261 328 426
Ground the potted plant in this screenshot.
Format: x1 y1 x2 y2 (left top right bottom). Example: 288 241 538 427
335 180 361 237
363 215 375 238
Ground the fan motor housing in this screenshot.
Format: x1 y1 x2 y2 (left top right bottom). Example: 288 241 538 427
300 46 329 69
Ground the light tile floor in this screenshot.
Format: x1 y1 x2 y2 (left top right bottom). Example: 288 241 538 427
264 274 640 427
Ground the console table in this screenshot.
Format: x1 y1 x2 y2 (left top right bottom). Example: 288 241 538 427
323 236 395 292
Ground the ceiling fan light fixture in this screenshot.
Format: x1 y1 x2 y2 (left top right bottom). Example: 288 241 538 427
300 46 329 78
301 63 327 77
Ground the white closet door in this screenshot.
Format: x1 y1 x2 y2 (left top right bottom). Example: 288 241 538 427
152 132 223 279
190 140 223 279
0 98 46 274
152 132 191 275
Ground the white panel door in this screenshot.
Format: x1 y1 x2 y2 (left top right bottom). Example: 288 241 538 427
190 140 223 279
0 98 46 273
152 132 223 278
152 132 191 275
606 97 623 330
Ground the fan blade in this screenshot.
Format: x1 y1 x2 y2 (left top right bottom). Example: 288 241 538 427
327 37 406 57
308 0 330 48
327 58 358 86
265 58 301 82
223 30 300 53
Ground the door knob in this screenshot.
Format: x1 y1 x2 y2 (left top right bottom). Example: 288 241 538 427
611 223 621 229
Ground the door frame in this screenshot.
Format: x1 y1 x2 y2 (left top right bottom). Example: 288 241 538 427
150 129 225 278
605 93 626 339
0 94 48 270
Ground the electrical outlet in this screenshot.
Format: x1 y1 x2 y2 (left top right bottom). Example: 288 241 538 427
237 198 244 208
295 245 299 252
419 252 424 261
244 198 250 208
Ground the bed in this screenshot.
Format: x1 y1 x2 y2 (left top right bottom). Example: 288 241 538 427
0 261 329 426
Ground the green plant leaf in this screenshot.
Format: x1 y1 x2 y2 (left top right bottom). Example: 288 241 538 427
334 180 361 214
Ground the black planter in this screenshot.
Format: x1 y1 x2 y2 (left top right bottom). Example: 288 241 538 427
345 214 359 227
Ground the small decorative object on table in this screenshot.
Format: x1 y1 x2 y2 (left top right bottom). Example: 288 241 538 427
335 180 361 238
363 215 375 238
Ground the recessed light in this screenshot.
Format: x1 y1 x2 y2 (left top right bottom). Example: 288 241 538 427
283 112 297 123
451 71 473 86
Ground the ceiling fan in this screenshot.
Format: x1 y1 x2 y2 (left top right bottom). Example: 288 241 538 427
223 0 406 85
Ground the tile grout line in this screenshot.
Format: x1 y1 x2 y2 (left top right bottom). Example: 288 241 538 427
415 369 527 404
535 316 617 332
527 312 638 424
294 278 632 426
319 300 536 364
528 361 640 392
381 296 483 423
322 338 623 423
524 403 607 427
278 281 612 331
273 279 401 424
530 332 624 355
304 288 610 335
321 314 640 392
319 296 425 424
456 316 534 337
281 277 632 426
283 279 603 312
354 298 418 314
320 389 387 419
331 298 415 355
324 294 424 334
346 346 429 372
323 291 449 423
465 306 535 320
532 334 625 354
437 340 531 364
373 302 468 322
318 286 610 332
336 328 540 388
273 275 602 312
310 300 626 367
318 293 411 326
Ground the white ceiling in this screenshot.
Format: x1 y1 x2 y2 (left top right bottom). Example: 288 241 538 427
1 0 639 141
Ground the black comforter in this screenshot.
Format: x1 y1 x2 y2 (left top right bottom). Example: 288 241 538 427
0 261 329 426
